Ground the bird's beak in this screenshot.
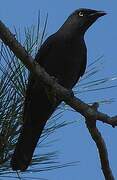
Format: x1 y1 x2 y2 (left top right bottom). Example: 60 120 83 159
90 11 107 18
95 11 107 17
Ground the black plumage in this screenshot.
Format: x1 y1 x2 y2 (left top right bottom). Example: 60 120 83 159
11 8 106 171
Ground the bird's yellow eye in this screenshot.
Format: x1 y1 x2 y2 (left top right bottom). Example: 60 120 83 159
79 11 84 17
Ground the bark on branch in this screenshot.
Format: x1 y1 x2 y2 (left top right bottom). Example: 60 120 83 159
0 20 116 180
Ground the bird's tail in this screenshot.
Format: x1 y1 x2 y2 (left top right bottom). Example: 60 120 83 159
10 118 47 171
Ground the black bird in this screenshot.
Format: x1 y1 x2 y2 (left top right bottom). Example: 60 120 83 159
11 8 106 171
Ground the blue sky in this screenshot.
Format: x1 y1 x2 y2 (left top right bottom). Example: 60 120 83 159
1 1 117 180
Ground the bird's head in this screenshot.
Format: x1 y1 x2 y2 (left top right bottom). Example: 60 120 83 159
59 8 106 36
73 8 106 32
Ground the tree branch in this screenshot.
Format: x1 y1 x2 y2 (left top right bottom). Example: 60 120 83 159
86 103 115 180
0 20 116 180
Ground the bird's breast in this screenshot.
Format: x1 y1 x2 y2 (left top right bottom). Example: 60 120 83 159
40 38 87 89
